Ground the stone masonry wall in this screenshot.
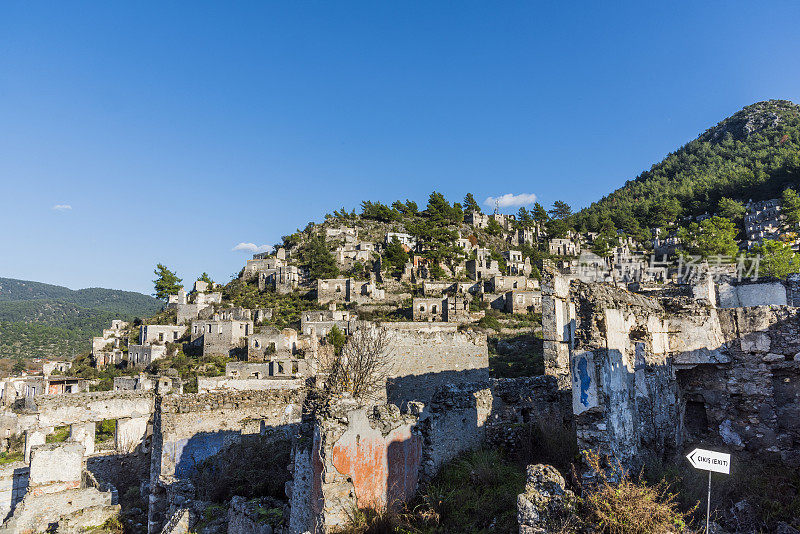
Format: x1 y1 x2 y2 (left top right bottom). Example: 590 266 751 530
558 276 800 474
148 389 305 533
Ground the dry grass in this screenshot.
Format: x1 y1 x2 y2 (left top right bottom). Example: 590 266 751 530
583 451 697 534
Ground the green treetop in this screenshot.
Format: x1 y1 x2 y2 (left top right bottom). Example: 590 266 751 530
754 239 800 278
153 264 182 300
463 193 482 214
677 216 739 259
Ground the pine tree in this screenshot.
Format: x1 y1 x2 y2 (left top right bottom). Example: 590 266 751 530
153 264 182 300
463 193 482 214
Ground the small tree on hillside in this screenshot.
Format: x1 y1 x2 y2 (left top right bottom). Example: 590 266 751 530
198 272 213 285
717 197 746 223
463 193 481 214
678 216 739 259
384 237 409 275
153 264 182 300
321 326 392 400
549 200 572 220
782 188 800 229
754 239 800 278
299 233 339 280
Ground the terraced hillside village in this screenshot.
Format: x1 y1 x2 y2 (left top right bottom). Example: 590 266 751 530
1 101 800 533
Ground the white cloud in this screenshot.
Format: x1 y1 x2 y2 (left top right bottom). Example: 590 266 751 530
483 193 538 209
52 204 72 211
232 242 271 253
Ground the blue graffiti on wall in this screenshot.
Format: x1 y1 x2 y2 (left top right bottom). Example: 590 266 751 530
574 355 592 407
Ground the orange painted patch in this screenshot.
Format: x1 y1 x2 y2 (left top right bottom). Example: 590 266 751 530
332 425 422 510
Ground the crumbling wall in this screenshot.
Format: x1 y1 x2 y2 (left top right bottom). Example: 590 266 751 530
556 273 800 473
148 390 304 533
289 376 571 534
289 400 422 534
1 441 119 533
381 322 489 407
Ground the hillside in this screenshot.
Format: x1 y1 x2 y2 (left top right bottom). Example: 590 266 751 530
574 100 800 235
0 278 163 359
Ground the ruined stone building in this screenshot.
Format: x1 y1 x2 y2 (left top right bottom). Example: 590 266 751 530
190 318 253 356
505 289 542 314
140 324 185 345
464 209 489 228
744 198 785 248
168 287 223 324
542 266 800 473
466 248 501 280
412 296 471 323
548 237 580 256
128 343 166 368
385 231 416 250
504 249 533 276
316 276 385 305
247 326 299 360
300 306 358 337
92 319 129 369
488 274 538 293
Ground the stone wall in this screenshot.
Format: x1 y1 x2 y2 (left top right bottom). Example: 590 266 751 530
551 274 800 474
0 462 27 522
380 322 489 407
288 376 571 534
148 389 305 533
289 400 422 534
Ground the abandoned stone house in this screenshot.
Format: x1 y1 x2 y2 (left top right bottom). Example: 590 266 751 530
168 287 224 324
127 344 167 368
190 318 253 356
0 376 88 405
258 264 301 293
548 237 580 256
488 274 538 293
334 242 374 268
490 212 516 230
744 198 785 248
503 249 532 276
92 319 129 369
300 306 358 337
246 326 298 360
113 374 182 394
326 226 358 243
464 209 489 228
504 289 542 314
41 361 71 376
316 276 385 305
385 231 416 250
507 227 536 246
466 248 501 280
140 324 185 345
421 280 481 296
412 296 470 323
541 265 800 474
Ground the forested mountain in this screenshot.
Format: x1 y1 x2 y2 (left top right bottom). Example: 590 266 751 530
0 278 162 359
573 100 800 236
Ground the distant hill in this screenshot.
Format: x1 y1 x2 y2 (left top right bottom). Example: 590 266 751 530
0 278 163 359
574 100 800 234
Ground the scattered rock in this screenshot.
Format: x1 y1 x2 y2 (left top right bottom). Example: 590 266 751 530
517 464 576 534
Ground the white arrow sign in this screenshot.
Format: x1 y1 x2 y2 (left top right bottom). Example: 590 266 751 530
686 448 731 474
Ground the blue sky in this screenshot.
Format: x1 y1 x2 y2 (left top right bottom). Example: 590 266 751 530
2 2 799 294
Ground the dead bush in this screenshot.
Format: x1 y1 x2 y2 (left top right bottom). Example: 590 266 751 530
320 325 393 400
